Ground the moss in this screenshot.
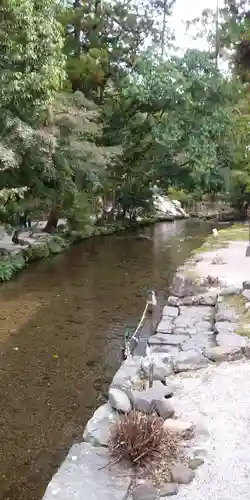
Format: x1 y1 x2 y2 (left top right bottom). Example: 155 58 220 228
23 243 50 261
223 294 250 338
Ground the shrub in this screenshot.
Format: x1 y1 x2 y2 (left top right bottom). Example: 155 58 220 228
109 410 179 471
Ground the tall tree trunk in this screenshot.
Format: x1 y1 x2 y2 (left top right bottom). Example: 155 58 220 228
43 205 60 233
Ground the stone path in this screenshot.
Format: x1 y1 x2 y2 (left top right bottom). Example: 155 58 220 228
170 360 250 500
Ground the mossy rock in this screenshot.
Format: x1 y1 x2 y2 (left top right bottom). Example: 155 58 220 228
47 239 64 255
24 243 50 262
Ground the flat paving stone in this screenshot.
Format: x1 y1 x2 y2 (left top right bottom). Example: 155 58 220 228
162 305 179 318
172 350 209 373
148 333 189 346
204 345 243 362
42 443 132 500
157 318 173 334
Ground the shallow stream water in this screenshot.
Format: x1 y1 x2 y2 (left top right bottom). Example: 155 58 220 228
0 219 214 500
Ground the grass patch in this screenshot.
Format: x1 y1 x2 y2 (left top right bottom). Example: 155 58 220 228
223 294 250 338
196 224 248 254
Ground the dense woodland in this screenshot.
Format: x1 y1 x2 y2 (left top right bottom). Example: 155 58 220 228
1 0 250 235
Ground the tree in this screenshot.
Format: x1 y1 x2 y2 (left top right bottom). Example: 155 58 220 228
57 0 175 103
0 0 66 234
101 50 248 215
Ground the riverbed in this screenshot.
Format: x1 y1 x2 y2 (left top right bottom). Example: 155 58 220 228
0 219 215 500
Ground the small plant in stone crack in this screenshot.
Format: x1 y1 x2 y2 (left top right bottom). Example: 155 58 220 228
108 410 180 482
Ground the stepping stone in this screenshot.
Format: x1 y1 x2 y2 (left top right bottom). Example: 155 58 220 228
172 349 208 373
157 318 173 334
132 484 158 500
163 418 193 435
159 483 178 496
170 463 195 484
204 345 243 362
162 305 179 318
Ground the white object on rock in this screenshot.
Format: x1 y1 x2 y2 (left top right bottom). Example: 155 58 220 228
212 228 218 237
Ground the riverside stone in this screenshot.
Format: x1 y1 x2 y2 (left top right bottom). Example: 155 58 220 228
188 457 205 470
215 309 237 322
132 381 173 409
243 281 250 290
179 306 214 320
216 332 247 349
157 319 173 334
220 286 242 296
167 296 182 307
141 357 173 381
163 419 193 435
170 464 195 484
83 403 117 446
170 273 200 298
42 443 132 500
162 306 179 318
195 320 213 332
204 345 243 362
159 483 178 497
172 350 208 373
132 484 158 500
148 334 188 346
111 356 141 388
242 289 250 301
214 322 237 334
109 388 132 413
153 399 175 419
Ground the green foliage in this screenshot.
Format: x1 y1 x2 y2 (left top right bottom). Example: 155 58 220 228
0 255 26 282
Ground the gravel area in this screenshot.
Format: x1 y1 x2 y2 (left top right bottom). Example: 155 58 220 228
170 360 250 500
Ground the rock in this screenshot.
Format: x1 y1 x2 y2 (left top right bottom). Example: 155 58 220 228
157 318 173 334
163 419 193 435
170 463 195 484
215 309 237 322
132 381 173 409
242 289 250 301
172 350 208 373
133 394 154 414
188 457 204 470
181 296 199 306
216 333 247 348
151 345 180 356
204 345 243 362
42 443 132 500
109 388 132 413
167 296 182 307
244 343 250 358
170 273 198 298
198 291 217 306
174 315 196 329
162 306 179 318
243 281 250 290
111 356 141 389
153 399 175 419
148 334 188 346
83 403 117 446
132 484 158 500
159 483 178 496
179 306 214 321
195 320 213 332
141 357 173 381
220 286 242 296
245 302 250 311
215 322 237 335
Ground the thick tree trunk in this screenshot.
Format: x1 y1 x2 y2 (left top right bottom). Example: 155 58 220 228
43 205 60 233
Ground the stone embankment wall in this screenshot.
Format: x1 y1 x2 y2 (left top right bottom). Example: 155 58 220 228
42 248 250 500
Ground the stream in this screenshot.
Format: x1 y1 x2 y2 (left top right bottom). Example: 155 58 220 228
0 219 215 500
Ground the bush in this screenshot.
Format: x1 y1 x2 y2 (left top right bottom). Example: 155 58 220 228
109 410 179 470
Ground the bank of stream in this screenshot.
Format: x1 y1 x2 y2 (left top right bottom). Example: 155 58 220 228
0 219 218 500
